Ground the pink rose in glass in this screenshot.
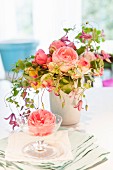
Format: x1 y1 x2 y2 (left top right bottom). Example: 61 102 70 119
35 49 48 65
28 109 56 136
52 46 78 72
49 40 66 54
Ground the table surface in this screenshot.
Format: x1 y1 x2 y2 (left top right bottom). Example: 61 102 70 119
0 80 113 170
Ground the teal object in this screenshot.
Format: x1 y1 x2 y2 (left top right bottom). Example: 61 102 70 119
0 40 39 71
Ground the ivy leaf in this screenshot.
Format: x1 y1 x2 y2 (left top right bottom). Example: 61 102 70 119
62 101 65 108
60 77 69 85
78 78 81 87
85 104 88 111
76 46 86 55
90 60 98 69
35 90 39 94
63 28 73 33
22 80 29 87
13 88 19 96
16 60 25 70
61 84 73 94
30 55 35 59
84 83 91 89
30 104 34 108
26 62 32 67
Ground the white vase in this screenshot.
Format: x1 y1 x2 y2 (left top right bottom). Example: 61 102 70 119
49 91 80 126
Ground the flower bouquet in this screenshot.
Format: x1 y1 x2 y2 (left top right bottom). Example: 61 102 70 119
5 22 111 128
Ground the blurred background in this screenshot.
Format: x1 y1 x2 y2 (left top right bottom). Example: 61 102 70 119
0 0 113 87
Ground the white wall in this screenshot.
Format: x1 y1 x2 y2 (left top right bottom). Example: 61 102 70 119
32 0 82 51
0 0 17 40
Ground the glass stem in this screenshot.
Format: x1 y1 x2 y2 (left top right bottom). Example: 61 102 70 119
36 140 45 151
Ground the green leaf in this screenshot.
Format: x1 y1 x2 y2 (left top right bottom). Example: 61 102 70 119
62 101 65 108
35 90 39 94
96 46 100 50
22 80 29 87
13 88 19 96
61 84 73 94
85 104 88 111
84 83 91 89
76 46 86 55
97 30 101 35
75 33 82 40
78 78 81 87
60 78 69 85
26 98 30 102
30 104 34 108
63 28 72 33
30 55 35 59
83 94 86 98
102 38 105 42
16 60 25 70
26 62 32 67
90 60 98 69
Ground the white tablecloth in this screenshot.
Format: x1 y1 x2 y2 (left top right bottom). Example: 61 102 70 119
0 80 113 169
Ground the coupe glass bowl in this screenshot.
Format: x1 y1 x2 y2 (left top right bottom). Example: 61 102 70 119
22 114 62 159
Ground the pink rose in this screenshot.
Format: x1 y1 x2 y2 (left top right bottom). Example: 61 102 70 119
83 52 96 61
35 49 48 65
28 109 56 136
78 57 90 73
47 56 52 64
49 40 66 54
52 46 78 72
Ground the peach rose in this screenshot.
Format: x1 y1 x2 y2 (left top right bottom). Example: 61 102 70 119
35 49 48 65
41 79 54 92
49 40 66 54
48 62 56 72
52 46 78 72
78 57 90 73
28 109 56 136
83 52 96 61
59 63 75 72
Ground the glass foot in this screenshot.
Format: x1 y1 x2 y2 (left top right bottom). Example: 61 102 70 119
22 141 64 159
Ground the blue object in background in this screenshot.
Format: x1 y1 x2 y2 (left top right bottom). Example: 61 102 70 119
0 40 39 71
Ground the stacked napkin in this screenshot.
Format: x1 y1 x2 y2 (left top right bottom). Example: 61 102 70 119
5 130 73 162
4 130 109 170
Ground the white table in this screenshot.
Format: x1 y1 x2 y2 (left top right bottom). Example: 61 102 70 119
0 80 113 169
